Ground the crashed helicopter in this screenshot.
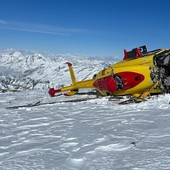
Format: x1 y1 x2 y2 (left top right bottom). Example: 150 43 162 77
48 45 170 103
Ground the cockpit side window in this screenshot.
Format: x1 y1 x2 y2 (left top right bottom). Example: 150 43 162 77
155 51 170 66
154 50 170 76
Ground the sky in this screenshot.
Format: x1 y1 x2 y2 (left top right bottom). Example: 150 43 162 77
0 0 170 57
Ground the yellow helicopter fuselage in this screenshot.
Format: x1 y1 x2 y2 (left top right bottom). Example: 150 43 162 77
48 47 170 99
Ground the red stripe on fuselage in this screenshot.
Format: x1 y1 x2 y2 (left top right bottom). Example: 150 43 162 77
93 71 145 93
116 72 144 90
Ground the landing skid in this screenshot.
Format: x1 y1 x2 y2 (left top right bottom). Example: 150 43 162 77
118 97 146 105
6 94 147 109
6 97 97 109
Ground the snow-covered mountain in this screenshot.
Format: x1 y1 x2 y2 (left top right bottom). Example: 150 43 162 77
0 49 119 91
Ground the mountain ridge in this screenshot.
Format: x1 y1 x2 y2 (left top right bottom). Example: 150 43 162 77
0 49 119 91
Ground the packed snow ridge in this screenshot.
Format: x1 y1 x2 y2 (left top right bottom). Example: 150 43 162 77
0 49 119 92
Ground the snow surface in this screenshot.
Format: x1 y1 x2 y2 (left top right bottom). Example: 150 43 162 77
1 49 170 169
1 89 170 170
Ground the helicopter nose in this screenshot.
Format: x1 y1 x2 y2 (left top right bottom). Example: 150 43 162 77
93 76 117 93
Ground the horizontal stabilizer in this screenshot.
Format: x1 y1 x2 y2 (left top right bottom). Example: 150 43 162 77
64 90 78 96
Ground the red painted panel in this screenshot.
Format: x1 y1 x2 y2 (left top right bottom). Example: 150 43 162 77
93 72 145 93
116 72 144 90
93 76 117 93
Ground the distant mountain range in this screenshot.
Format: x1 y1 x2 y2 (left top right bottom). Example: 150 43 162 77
0 49 120 92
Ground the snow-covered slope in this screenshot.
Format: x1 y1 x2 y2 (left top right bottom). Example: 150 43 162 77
0 49 118 91
1 89 170 169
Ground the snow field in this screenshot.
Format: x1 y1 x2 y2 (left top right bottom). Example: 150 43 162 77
0 90 170 169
